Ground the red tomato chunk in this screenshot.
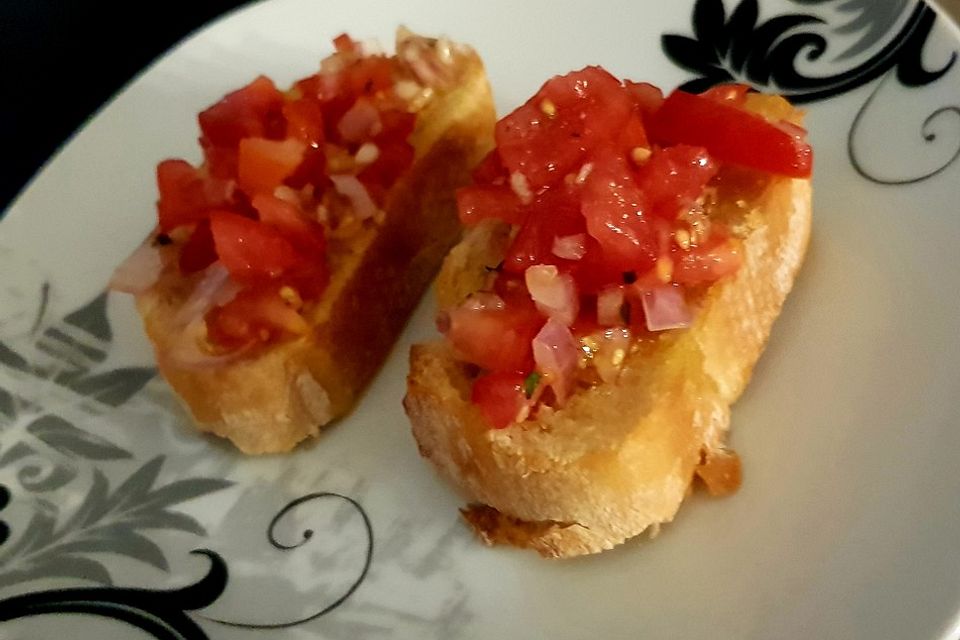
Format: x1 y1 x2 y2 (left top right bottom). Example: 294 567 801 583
451 67 812 428
152 34 425 349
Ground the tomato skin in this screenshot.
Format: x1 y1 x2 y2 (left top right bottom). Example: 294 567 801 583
198 75 285 148
237 137 307 195
495 66 634 189
471 371 529 429
456 185 525 226
648 90 812 178
700 83 751 104
156 159 233 232
635 145 718 219
445 302 544 372
209 210 308 283
580 144 657 272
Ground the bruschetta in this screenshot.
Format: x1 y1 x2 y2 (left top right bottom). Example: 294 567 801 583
112 29 495 453
404 70 812 557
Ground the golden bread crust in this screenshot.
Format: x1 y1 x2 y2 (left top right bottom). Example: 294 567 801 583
137 46 495 454
404 175 812 557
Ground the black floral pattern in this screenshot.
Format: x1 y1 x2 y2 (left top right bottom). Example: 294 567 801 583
662 0 955 101
662 0 960 184
0 549 227 640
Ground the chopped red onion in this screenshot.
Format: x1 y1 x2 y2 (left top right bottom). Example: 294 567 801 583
525 265 579 325
597 285 626 326
532 318 581 405
109 240 166 294
641 285 692 331
173 263 240 327
331 174 380 220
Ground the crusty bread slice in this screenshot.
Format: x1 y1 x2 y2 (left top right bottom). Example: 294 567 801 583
136 41 495 454
404 172 811 557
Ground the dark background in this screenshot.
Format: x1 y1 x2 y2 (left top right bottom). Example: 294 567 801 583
0 0 252 214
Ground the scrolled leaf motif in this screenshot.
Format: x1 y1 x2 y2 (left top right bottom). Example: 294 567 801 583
0 549 227 640
0 441 78 493
0 456 231 589
204 492 373 630
61 366 157 407
26 414 132 461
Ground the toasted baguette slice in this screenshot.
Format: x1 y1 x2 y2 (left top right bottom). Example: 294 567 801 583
135 35 495 454
405 170 811 557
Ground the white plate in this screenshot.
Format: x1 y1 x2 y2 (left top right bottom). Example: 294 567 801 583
2 0 960 638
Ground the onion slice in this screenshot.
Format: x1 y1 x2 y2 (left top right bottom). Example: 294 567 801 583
532 318 581 405
173 263 241 327
164 317 254 370
525 265 579 326
331 174 381 221
640 285 692 331
109 239 167 294
597 285 626 326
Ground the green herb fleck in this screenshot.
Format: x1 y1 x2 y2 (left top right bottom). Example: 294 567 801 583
523 372 541 399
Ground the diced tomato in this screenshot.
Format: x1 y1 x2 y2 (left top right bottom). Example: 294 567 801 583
495 66 634 189
206 284 309 348
579 144 657 272
201 141 239 180
209 210 309 283
624 81 664 117
700 83 751 104
283 146 328 190
178 219 217 274
635 145 717 219
445 301 544 372
672 238 742 285
237 138 307 195
198 76 285 148
503 185 585 274
618 112 649 153
332 32 358 54
472 149 507 185
378 109 417 142
492 272 543 312
357 139 414 192
344 56 395 98
283 98 325 147
471 371 529 429
356 109 416 189
251 194 326 255
456 185 525 226
648 90 813 178
156 159 233 232
567 237 633 294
